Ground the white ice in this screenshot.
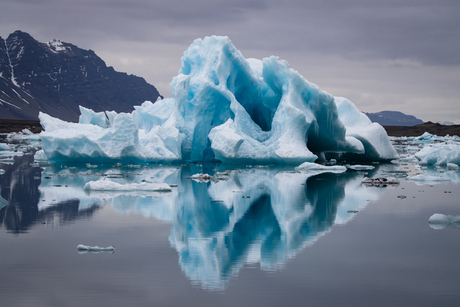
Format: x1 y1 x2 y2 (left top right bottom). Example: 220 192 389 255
415 143 460 166
37 36 397 165
295 162 347 174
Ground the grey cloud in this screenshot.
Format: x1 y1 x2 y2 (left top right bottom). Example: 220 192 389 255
0 0 459 122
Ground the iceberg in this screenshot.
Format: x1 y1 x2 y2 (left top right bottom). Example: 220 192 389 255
38 36 397 164
415 143 460 166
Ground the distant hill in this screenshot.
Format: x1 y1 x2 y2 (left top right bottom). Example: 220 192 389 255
383 121 460 137
0 30 161 121
365 111 424 126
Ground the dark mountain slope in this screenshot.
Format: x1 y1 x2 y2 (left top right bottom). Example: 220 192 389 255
365 111 424 126
0 31 161 121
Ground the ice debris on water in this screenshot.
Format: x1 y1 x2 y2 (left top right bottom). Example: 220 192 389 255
36 36 397 164
428 214 460 230
83 178 172 192
77 244 115 254
6 129 41 142
415 144 460 166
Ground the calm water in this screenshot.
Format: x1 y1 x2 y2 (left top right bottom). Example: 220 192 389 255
1 152 459 306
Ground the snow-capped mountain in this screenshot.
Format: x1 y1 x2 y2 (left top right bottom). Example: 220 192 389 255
0 31 161 121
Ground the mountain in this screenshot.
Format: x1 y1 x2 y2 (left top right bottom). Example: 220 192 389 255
364 111 424 126
0 30 161 121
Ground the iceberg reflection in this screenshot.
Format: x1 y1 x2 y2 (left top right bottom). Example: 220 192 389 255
168 168 384 289
33 164 387 290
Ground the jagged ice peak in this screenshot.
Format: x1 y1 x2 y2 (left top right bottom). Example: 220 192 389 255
37 35 398 164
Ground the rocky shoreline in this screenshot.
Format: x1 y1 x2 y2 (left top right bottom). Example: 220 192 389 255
0 119 44 134
0 119 459 137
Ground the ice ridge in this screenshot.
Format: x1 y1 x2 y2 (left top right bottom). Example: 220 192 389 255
38 36 397 164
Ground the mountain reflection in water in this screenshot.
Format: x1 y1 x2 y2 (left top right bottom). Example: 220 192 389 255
0 158 391 289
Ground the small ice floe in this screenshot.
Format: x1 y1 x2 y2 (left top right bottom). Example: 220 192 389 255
362 177 399 187
428 214 460 230
83 178 172 192
190 173 212 182
77 244 115 254
346 164 375 171
0 143 12 151
295 162 347 174
446 163 459 171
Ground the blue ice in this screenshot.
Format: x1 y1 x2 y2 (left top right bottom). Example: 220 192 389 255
37 36 398 164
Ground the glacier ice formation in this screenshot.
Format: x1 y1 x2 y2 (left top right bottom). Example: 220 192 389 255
38 36 397 164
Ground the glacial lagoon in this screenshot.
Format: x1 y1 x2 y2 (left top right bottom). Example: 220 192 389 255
0 138 459 307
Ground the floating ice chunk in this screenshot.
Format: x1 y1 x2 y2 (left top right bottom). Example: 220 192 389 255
429 214 460 230
346 164 375 171
295 162 347 173
0 143 12 151
77 244 115 254
415 144 460 166
6 129 41 142
447 163 459 171
84 178 172 192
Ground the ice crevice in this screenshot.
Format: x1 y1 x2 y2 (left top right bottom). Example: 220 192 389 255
37 36 398 165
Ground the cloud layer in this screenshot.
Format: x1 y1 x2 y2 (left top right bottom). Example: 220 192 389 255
1 0 459 123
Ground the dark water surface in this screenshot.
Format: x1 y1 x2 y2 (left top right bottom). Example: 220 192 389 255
1 154 459 306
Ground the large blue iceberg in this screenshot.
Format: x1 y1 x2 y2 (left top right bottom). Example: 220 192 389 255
38 36 397 164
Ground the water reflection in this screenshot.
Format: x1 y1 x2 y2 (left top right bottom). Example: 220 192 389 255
1 158 398 289
168 168 386 289
0 155 102 233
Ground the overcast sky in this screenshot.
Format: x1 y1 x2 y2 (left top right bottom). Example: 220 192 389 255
1 0 459 123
